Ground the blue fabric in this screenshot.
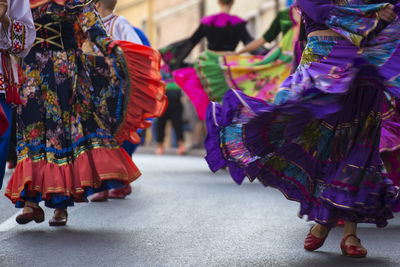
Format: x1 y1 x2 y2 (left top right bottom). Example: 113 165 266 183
287 0 294 6
0 96 11 189
133 27 151 47
122 138 141 156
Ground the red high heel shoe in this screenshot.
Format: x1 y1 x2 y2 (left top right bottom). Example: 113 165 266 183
337 219 345 226
16 204 45 224
340 234 367 258
304 226 329 251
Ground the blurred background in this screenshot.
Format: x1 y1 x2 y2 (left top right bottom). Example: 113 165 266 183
114 0 293 154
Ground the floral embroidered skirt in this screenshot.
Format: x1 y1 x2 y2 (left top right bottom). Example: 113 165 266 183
205 36 400 228
5 41 167 209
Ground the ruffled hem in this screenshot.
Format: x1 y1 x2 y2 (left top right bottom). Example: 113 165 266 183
0 104 8 137
206 89 400 227
111 41 168 143
5 147 140 206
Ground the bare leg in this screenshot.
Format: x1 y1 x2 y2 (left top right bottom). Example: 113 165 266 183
311 223 330 238
343 221 364 248
177 140 186 155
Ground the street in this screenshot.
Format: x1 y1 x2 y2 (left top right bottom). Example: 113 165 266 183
0 153 399 267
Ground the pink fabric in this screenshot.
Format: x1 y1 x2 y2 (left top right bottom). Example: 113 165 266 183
201 13 246 27
173 67 210 120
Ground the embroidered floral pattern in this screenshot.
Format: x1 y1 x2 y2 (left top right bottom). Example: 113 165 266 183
9 19 26 55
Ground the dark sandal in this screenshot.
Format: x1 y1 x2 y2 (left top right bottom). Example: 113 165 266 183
16 204 45 225
49 209 68 227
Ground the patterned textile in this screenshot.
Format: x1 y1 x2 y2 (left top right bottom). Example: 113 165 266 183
170 8 297 120
221 18 300 102
205 3 400 227
5 0 167 208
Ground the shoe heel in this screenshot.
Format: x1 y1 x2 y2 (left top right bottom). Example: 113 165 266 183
34 215 45 223
341 248 347 256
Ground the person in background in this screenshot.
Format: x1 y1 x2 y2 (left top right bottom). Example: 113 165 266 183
160 0 266 121
155 70 186 156
0 0 35 189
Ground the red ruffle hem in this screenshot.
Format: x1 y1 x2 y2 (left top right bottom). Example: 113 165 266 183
111 41 168 144
5 147 140 204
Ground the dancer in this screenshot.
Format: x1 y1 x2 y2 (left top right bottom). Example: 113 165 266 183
0 0 35 188
5 0 167 226
90 0 144 201
205 0 400 258
155 77 185 155
161 0 264 120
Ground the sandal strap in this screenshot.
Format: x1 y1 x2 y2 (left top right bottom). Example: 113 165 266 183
342 234 360 243
53 209 68 217
24 203 39 209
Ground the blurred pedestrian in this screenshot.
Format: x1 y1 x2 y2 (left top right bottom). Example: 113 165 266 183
160 0 266 120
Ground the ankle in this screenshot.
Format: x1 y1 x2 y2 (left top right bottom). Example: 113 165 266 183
311 224 330 238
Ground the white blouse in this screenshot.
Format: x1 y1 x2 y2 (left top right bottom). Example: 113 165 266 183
102 14 142 45
0 0 35 95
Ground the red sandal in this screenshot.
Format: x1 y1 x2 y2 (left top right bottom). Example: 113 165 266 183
16 204 45 225
340 234 367 258
304 225 329 251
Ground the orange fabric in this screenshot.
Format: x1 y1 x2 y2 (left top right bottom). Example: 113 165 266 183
0 105 8 137
110 41 168 144
5 147 141 203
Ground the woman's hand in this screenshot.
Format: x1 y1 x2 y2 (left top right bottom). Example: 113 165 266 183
378 4 397 23
0 0 9 29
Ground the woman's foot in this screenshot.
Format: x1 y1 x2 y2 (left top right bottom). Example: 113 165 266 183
49 209 68 227
156 145 164 155
304 223 330 251
16 202 45 224
177 144 186 155
90 191 109 202
109 185 132 199
340 234 367 258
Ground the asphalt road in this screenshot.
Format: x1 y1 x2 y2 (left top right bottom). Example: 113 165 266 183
0 154 399 267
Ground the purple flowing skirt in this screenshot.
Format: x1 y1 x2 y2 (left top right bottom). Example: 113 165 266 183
205 36 400 227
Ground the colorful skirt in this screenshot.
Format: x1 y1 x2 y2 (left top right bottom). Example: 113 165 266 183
5 41 167 208
173 24 299 120
222 24 299 101
221 49 291 101
205 36 400 227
